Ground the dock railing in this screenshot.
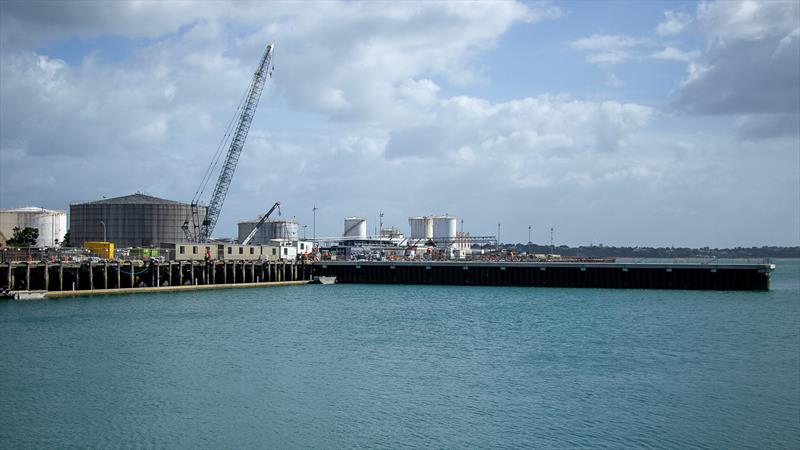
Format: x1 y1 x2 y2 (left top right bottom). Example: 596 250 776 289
615 257 772 266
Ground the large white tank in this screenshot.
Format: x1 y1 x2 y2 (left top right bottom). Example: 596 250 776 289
237 218 298 244
344 217 367 239
269 219 299 241
432 215 458 246
0 207 67 247
408 216 433 239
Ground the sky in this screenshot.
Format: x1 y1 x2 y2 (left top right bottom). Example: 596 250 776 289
0 0 798 247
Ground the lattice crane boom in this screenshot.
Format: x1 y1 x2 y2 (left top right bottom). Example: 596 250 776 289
184 42 275 243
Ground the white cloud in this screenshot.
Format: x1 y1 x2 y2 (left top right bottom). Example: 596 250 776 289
655 10 692 36
698 0 799 43
586 51 633 64
1 0 797 246
651 46 700 62
570 34 647 51
569 34 650 66
675 0 800 116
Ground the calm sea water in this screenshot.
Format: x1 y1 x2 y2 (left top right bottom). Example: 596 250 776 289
1 260 798 449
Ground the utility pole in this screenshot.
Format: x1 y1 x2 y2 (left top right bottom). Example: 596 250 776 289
313 205 318 249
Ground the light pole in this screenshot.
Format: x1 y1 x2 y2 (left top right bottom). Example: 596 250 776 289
460 219 464 249
528 225 532 257
497 223 501 254
312 205 318 249
100 220 106 242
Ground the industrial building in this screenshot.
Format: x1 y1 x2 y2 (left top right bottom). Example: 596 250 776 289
70 193 205 248
0 207 67 247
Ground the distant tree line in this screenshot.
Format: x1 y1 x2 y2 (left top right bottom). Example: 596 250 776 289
482 243 800 258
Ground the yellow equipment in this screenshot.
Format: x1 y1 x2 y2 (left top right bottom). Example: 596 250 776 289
84 241 115 259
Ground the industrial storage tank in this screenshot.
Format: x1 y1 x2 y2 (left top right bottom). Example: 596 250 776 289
344 217 367 239
268 219 299 241
238 221 259 243
237 218 299 244
432 215 458 245
0 207 67 247
69 193 204 248
408 216 433 240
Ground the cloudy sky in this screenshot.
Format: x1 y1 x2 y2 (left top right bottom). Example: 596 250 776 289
1 0 798 247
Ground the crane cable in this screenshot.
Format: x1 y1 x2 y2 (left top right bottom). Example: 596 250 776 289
191 81 252 205
194 44 275 205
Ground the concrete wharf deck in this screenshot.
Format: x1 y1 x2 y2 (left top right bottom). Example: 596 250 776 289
310 260 775 291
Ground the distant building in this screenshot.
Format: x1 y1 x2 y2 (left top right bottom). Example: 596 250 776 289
70 193 205 248
0 207 67 247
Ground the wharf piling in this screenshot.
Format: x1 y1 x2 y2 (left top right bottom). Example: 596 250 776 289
0 259 309 294
311 260 775 291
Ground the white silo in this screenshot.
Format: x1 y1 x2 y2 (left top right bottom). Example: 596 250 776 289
432 215 458 246
408 216 434 239
270 219 299 241
344 217 367 239
237 218 298 244
0 207 67 247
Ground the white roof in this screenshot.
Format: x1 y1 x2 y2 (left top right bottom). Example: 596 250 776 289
0 206 65 214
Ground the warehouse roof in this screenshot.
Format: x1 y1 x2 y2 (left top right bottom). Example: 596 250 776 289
75 193 187 206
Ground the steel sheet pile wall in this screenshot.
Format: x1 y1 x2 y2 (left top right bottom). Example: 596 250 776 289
312 262 772 291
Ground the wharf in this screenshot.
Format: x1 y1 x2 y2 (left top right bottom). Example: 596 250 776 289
0 259 310 295
310 259 775 291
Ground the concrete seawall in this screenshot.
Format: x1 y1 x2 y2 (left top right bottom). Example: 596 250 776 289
45 280 310 299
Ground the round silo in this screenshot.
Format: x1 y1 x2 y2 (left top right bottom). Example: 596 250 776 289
0 207 67 247
271 219 299 241
344 217 367 239
69 193 204 248
408 216 426 239
432 215 458 245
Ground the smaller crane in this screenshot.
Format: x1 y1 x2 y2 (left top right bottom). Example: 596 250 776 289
241 202 281 245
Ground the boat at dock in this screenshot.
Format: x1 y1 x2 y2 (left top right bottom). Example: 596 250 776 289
312 276 337 285
1 288 47 300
